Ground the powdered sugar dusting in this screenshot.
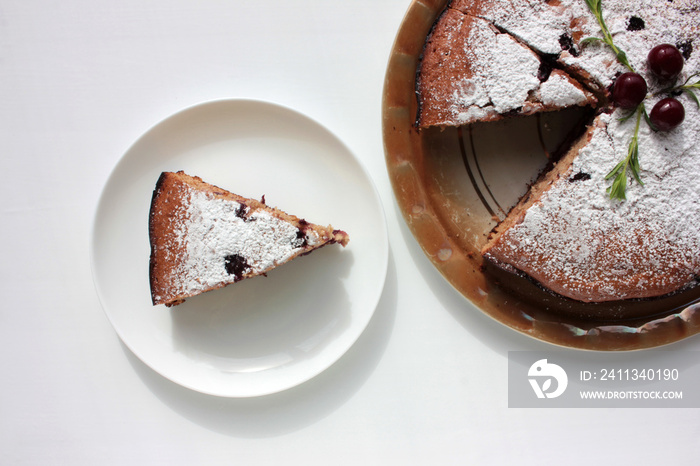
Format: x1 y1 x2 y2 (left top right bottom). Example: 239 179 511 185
460 0 700 300
454 0 700 90
168 186 320 297
420 0 700 300
457 0 577 55
490 105 700 301
472 26 542 114
426 0 700 126
420 8 593 126
538 71 589 107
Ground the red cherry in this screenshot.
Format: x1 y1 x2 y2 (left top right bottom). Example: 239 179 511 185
649 98 685 131
612 72 648 109
648 44 684 81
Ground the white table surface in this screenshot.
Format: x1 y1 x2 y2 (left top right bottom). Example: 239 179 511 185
2 1 698 464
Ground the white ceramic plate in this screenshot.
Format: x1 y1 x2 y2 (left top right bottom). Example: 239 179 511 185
91 99 388 397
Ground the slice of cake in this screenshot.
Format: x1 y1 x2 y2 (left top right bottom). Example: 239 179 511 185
149 171 349 307
416 0 700 302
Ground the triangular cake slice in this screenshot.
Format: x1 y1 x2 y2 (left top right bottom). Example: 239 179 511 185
149 171 349 307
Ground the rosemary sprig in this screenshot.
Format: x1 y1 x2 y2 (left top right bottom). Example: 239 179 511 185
606 105 644 200
581 0 643 199
581 0 634 72
656 72 700 108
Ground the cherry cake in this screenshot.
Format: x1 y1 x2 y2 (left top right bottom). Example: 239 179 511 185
416 0 700 302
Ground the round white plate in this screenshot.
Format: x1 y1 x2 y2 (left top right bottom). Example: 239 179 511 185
91 99 388 397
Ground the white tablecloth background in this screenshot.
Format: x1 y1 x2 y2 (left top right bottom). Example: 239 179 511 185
2 1 698 464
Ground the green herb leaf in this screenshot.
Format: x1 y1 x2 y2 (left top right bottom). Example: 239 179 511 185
582 0 634 72
629 141 643 186
653 75 700 98
684 88 700 109
580 37 604 47
584 0 598 12
606 106 644 200
642 107 658 131
607 172 627 201
682 72 700 86
605 159 625 180
615 50 632 70
618 110 637 122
